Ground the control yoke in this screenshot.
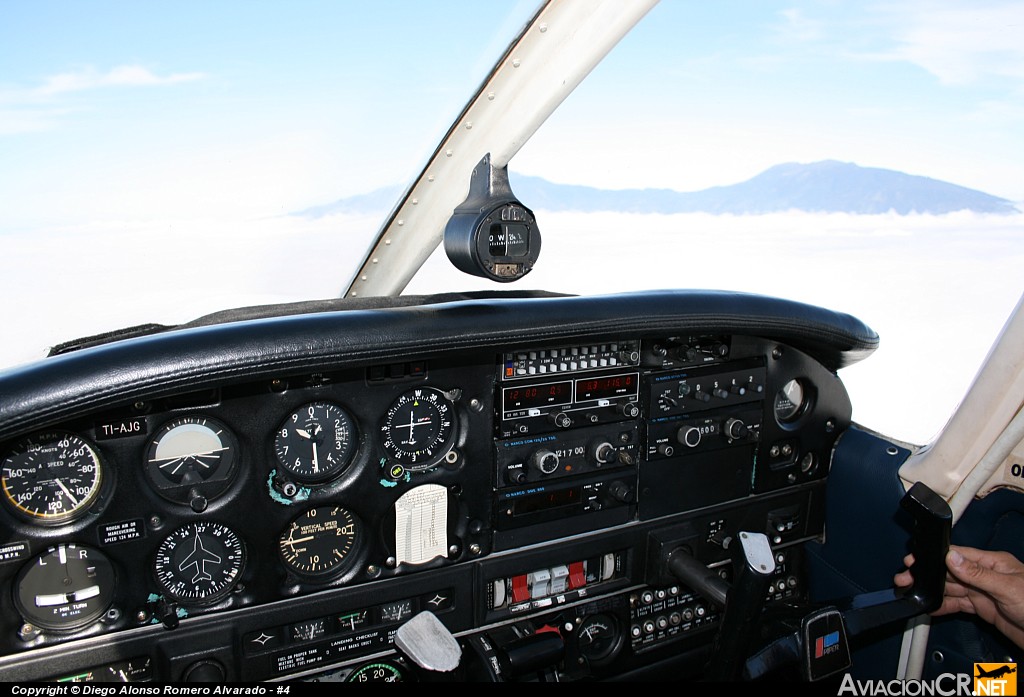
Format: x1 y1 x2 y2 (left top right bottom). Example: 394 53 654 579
668 481 952 681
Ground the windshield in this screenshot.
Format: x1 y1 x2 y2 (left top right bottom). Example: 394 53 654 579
0 0 539 364
2 1 1023 446
402 1 1024 444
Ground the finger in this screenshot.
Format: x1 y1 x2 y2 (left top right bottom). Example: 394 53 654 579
946 549 1016 601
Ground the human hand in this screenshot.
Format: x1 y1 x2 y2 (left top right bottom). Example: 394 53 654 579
894 545 1024 650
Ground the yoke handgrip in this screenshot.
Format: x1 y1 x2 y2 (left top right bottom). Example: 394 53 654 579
900 481 953 613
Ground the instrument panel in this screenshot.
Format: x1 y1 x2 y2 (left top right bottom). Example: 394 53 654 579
0 290 875 682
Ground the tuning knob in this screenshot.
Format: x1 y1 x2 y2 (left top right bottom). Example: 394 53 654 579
604 480 636 504
530 449 560 475
724 418 749 440
549 412 572 429
591 441 617 466
618 401 640 418
678 426 702 448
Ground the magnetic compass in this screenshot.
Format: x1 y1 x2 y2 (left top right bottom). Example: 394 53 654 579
153 521 245 605
380 387 456 471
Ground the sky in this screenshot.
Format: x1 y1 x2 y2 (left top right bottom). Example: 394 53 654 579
0 0 1023 444
1 0 1023 233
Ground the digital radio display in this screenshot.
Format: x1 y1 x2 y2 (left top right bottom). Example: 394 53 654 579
575 373 639 401
503 380 573 411
513 487 581 515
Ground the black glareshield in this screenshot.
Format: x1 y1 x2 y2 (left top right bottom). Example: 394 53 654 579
443 153 541 282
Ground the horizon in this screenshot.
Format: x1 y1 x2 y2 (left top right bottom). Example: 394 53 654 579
2 1 1024 232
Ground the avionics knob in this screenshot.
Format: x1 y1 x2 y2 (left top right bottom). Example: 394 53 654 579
530 449 561 475
549 412 572 429
678 426 702 448
604 480 636 504
618 401 640 418
692 391 712 403
724 418 749 440
619 349 641 363
675 345 698 361
591 441 617 466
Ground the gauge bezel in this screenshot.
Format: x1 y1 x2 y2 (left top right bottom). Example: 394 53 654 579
144 415 239 505
153 521 246 605
273 401 359 485
1 431 105 526
774 378 813 426
379 387 457 471
14 543 116 631
278 505 363 580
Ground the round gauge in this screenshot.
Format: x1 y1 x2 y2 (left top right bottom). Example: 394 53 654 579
145 416 238 504
774 379 808 424
14 543 116 631
346 660 408 682
278 505 362 579
274 402 358 484
1 431 104 525
577 613 622 666
153 521 245 605
380 387 456 470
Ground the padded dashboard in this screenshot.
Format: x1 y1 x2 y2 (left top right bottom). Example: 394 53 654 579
0 289 877 682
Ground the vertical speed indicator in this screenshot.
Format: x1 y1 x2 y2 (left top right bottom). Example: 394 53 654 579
380 387 456 471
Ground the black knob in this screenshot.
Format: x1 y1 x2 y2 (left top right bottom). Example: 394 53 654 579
183 660 225 682
549 412 572 429
657 442 675 457
678 426 702 448
693 391 712 403
530 449 560 475
618 401 640 418
506 467 528 485
676 345 698 361
724 418 749 440
605 480 635 504
591 441 617 465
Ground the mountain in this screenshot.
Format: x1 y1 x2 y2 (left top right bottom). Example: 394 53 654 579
298 161 1019 217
